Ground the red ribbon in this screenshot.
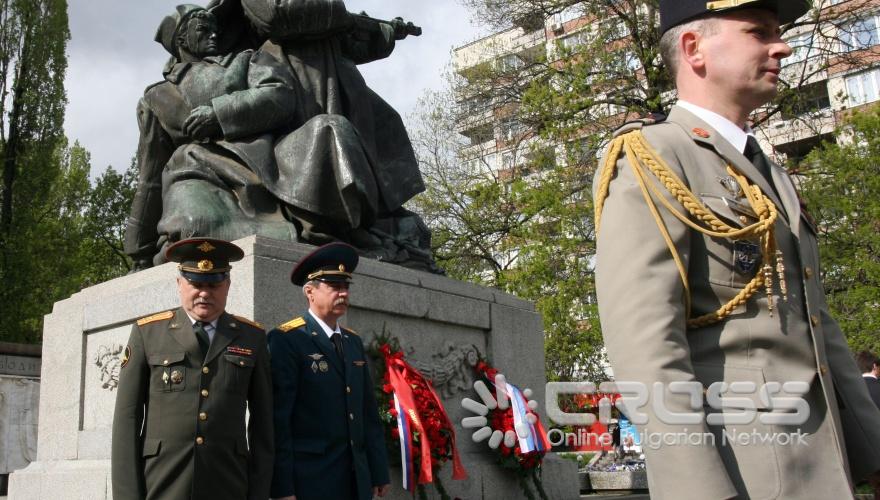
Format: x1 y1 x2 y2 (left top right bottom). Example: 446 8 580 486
384 348 467 483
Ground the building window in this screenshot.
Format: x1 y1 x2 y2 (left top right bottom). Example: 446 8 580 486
785 32 814 65
845 68 880 106
839 16 879 52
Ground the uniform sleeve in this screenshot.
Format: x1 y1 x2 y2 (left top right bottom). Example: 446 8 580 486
819 298 880 480
111 324 149 500
593 137 738 500
268 329 300 497
360 339 390 486
247 331 274 500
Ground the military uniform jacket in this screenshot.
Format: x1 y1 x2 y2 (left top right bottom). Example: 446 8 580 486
111 308 273 500
594 106 880 499
267 313 390 500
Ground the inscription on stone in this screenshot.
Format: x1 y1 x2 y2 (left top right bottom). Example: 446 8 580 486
0 355 41 378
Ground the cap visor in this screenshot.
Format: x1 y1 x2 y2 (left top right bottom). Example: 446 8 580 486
181 270 229 283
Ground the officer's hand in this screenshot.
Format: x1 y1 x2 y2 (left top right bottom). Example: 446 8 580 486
373 484 390 497
182 105 222 140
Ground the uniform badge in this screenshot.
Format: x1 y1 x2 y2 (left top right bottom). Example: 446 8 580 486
318 360 329 372
170 370 183 384
311 361 319 373
227 346 253 356
121 345 131 368
718 176 743 198
308 353 324 360
734 240 761 275
353 360 366 367
162 371 170 385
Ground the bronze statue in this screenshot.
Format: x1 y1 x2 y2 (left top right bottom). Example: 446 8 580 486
124 1 438 272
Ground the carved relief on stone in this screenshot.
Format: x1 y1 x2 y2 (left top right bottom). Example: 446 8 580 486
407 343 479 398
95 344 125 390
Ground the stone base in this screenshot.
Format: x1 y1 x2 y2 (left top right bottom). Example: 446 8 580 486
8 236 579 499
586 470 648 491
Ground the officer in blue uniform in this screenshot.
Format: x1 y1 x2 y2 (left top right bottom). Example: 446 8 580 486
268 242 390 500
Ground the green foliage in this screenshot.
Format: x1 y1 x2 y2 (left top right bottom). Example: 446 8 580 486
799 105 880 354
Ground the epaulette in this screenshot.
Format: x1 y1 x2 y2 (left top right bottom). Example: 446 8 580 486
137 310 174 326
612 112 667 137
342 326 359 336
233 315 263 330
278 316 306 333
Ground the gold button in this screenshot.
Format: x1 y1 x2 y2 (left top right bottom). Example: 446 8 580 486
346 386 351 394
804 267 814 279
349 413 354 420
199 412 207 421
239 361 245 366
810 315 820 327
819 364 828 376
163 360 169 366
201 389 209 398
739 215 748 224
196 437 204 445
202 366 210 374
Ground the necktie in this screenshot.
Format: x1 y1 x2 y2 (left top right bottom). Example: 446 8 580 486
743 136 780 199
331 332 344 360
193 321 211 357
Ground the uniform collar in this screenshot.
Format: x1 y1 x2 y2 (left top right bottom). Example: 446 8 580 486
183 312 218 330
308 309 341 339
677 100 754 154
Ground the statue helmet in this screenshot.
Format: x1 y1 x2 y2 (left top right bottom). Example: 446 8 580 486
155 4 210 58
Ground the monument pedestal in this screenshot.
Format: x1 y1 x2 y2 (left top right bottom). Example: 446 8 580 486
9 236 577 499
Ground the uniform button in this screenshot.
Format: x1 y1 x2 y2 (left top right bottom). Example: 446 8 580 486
202 366 210 374
349 413 354 420
239 361 245 366
346 386 351 394
196 437 204 445
201 389 209 398
739 215 749 224
810 315 820 327
163 359 169 366
804 267 814 279
199 412 207 421
819 364 828 376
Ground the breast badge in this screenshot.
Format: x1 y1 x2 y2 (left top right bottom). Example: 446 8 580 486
170 370 183 384
734 240 761 275
318 360 329 372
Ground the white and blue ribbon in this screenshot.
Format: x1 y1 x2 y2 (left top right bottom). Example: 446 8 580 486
394 393 414 490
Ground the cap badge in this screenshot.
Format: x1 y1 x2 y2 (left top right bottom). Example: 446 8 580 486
198 259 214 271
197 241 216 253
339 264 346 272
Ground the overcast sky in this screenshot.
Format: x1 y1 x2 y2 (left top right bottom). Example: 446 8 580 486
66 1 485 174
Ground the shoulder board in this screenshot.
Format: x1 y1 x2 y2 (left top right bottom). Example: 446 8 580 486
342 326 359 336
278 316 306 333
612 113 667 137
137 310 174 326
233 315 263 330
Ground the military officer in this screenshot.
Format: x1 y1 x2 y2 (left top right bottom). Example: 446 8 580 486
594 1 880 498
268 242 390 500
111 238 273 500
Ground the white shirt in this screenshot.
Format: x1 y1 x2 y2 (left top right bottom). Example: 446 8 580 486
677 100 756 154
308 309 342 339
864 373 878 379
185 314 218 342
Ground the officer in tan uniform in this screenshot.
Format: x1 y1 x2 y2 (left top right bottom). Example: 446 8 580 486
111 238 273 500
594 1 880 498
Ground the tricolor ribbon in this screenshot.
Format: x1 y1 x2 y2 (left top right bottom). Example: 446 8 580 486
506 382 551 453
393 394 415 491
384 348 467 488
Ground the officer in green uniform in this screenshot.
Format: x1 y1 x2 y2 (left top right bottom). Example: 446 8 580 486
111 238 273 500
268 242 390 500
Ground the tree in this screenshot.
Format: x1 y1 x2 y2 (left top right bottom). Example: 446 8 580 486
798 104 880 355
411 0 880 381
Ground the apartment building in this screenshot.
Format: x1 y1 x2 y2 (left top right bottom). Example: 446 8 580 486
452 0 880 172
